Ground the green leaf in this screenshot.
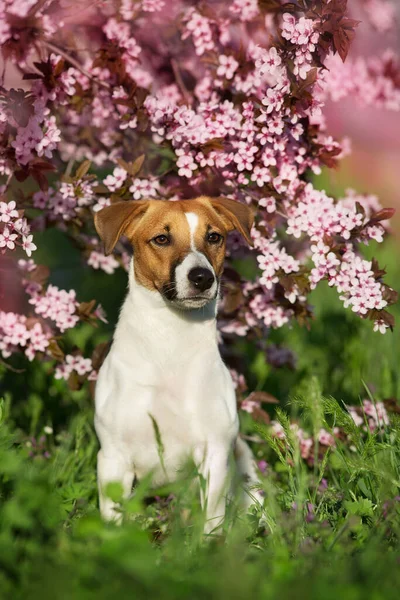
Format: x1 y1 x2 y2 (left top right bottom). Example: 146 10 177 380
344 498 374 518
105 482 124 503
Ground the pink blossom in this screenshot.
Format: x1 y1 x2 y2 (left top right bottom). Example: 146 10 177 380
0 227 17 250
373 319 389 334
183 10 215 56
241 399 260 414
363 399 389 429
217 55 239 80
0 312 50 361
0 200 19 223
21 235 37 257
364 0 396 32
176 152 198 178
229 368 247 391
29 285 79 333
104 167 128 192
348 407 364 427
35 116 61 159
55 354 93 380
318 428 335 447
12 118 43 165
129 178 160 199
88 251 120 275
259 197 276 213
230 0 259 22
256 47 282 77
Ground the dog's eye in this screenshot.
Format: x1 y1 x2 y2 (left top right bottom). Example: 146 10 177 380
207 232 223 244
152 235 170 246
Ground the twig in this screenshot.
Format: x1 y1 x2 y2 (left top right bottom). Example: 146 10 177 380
42 40 111 90
4 171 13 191
65 157 75 178
171 59 191 106
28 0 48 16
0 358 26 374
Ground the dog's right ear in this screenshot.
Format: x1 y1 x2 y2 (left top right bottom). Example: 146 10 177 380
94 200 149 255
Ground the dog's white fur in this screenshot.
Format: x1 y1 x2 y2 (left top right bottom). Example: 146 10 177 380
95 210 263 533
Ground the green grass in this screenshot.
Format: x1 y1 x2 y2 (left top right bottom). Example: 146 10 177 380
0 239 399 599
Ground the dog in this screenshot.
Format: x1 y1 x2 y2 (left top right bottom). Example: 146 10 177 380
94 196 264 533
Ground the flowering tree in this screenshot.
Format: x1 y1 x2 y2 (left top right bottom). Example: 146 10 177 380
0 0 398 390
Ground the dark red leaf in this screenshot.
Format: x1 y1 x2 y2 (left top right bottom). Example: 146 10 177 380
246 390 279 405
369 208 396 224
91 342 110 372
30 265 50 286
47 339 65 362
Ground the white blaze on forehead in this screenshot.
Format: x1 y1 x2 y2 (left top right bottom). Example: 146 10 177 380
185 212 199 251
173 211 217 303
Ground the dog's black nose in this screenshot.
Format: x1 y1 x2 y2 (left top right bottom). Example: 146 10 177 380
188 267 215 292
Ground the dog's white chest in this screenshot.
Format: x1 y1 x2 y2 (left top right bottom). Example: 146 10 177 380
94 286 238 486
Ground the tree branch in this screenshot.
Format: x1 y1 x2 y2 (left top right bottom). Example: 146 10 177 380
42 40 111 90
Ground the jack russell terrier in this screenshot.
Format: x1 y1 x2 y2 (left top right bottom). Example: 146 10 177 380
94 195 264 534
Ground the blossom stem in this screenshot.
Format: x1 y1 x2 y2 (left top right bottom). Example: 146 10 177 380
171 59 192 106
42 40 111 90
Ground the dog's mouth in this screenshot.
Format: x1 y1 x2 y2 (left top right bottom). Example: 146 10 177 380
159 282 217 309
166 294 216 310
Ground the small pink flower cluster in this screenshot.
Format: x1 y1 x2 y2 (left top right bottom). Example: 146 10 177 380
256 238 300 291
28 285 79 332
229 368 247 392
183 9 215 56
33 178 97 222
0 200 36 257
88 251 120 275
363 0 397 32
271 421 336 463
229 0 259 22
348 399 390 431
54 354 94 381
120 0 165 19
103 168 160 200
323 51 400 111
10 108 61 167
103 18 141 77
281 13 320 80
248 289 293 329
0 312 50 361
334 250 387 317
262 398 391 466
129 178 160 199
241 398 260 414
103 167 128 192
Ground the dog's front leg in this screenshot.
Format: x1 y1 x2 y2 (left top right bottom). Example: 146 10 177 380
197 446 230 536
97 450 135 523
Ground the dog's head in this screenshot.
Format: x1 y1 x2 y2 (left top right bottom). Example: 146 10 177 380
94 196 253 309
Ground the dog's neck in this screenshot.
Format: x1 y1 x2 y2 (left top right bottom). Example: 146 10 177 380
112 260 219 361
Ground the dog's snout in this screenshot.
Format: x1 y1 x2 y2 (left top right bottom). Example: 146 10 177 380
188 267 215 292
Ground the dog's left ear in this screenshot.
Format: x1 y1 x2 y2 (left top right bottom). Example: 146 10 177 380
208 197 254 246
94 200 149 255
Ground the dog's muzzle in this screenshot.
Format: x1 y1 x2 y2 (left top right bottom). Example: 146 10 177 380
162 253 218 309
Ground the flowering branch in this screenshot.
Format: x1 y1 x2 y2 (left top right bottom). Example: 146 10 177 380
0 0 397 390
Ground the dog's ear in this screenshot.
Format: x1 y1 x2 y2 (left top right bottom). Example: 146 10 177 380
94 200 149 255
208 197 254 246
